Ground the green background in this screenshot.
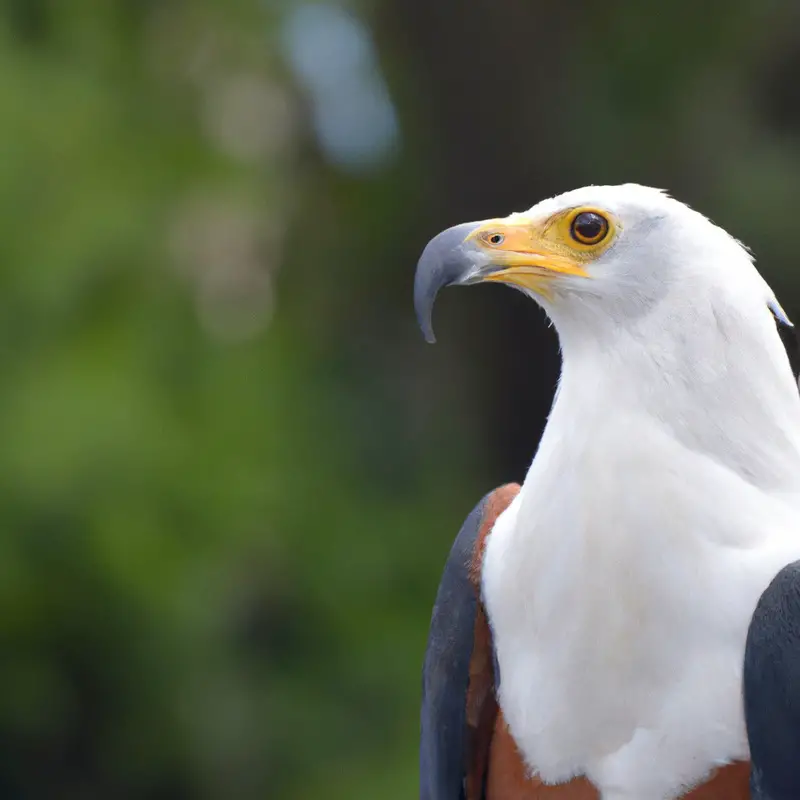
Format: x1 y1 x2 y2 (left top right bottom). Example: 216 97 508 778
1 1 799 797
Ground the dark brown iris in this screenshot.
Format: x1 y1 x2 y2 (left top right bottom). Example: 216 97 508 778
571 211 609 244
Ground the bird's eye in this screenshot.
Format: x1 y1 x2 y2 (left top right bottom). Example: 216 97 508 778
570 212 609 245
487 233 505 245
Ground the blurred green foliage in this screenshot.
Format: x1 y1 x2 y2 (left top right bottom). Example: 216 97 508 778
2 0 800 798
0 1 475 797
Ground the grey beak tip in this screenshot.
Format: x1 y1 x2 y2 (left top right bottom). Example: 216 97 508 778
413 221 482 344
414 272 438 344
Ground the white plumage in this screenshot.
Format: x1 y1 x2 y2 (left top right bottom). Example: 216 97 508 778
477 185 800 799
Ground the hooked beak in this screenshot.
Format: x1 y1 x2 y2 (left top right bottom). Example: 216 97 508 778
413 215 590 343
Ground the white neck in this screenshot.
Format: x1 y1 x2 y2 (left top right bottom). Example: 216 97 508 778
536 292 800 496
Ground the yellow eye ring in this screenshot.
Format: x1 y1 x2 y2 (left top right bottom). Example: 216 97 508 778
570 211 609 245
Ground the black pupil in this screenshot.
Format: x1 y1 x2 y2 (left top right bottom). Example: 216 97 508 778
489 234 503 244
574 212 605 241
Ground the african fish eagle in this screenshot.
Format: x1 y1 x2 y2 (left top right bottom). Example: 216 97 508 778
413 184 800 800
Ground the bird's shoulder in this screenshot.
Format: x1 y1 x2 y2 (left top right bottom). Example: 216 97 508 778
420 483 598 799
420 483 517 800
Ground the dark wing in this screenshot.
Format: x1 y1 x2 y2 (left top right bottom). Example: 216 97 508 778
744 561 800 800
420 484 518 800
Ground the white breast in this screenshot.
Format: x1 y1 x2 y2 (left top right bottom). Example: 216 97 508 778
482 413 800 800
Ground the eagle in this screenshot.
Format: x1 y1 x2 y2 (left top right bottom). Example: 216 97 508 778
413 185 800 800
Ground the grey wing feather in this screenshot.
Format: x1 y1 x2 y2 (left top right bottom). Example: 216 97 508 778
420 495 488 800
744 560 800 800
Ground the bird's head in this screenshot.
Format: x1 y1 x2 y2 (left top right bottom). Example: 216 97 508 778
414 183 790 344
